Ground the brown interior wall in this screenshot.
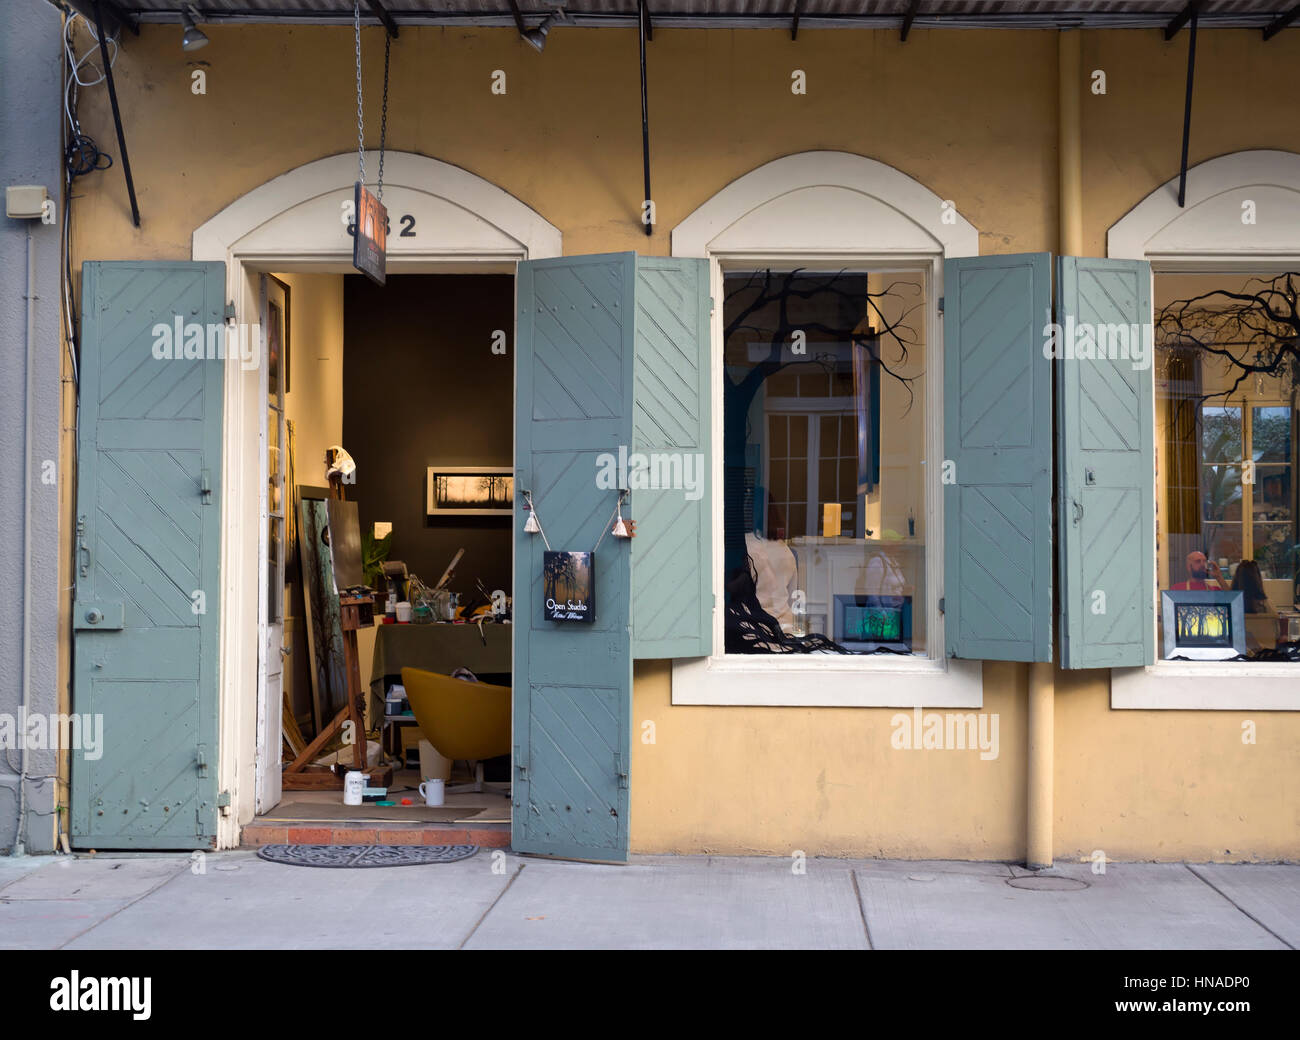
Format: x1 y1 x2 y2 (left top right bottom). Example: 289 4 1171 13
342 274 514 600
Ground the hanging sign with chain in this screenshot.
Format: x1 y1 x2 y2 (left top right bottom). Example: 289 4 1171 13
351 1 390 285
527 490 633 625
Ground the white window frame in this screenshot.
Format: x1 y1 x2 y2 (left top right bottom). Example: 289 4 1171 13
1108 149 1300 710
669 151 982 707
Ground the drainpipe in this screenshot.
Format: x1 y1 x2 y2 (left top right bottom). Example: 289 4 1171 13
1028 30 1083 872
14 226 37 856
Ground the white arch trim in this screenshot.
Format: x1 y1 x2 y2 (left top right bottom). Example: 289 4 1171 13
671 150 978 259
193 151 562 263
1108 150 1300 262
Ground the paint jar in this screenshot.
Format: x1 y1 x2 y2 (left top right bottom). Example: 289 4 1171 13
395 600 413 623
343 771 365 806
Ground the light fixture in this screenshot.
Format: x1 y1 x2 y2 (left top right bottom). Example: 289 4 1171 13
181 7 209 52
523 6 567 53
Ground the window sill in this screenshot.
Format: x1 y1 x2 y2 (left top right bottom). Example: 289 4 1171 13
1111 661 1300 710
671 654 983 707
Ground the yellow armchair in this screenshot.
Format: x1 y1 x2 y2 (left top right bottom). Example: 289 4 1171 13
400 667 511 794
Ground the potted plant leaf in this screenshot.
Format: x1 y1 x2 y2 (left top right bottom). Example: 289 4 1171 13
361 530 392 613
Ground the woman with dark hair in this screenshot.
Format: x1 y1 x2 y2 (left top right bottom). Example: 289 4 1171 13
1232 559 1274 615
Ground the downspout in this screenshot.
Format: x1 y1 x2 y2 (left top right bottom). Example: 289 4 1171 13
14 227 37 856
1028 29 1083 871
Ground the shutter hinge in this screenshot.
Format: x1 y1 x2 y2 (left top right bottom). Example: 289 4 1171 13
937 296 945 314
224 301 236 321
216 791 231 813
514 745 527 780
938 596 945 615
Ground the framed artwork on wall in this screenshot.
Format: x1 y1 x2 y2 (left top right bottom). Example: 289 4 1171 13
266 274 291 394
426 466 514 517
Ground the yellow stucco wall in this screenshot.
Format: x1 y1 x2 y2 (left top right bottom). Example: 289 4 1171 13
63 23 1300 860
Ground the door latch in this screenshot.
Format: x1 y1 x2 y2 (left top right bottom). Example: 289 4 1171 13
200 469 212 503
77 515 90 578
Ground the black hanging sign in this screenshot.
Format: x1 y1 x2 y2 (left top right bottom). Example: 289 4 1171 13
352 181 387 286
543 551 595 623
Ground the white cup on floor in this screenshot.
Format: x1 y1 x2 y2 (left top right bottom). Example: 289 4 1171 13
419 778 445 807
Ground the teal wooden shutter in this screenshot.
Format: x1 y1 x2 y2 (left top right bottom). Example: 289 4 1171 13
513 253 637 862
943 253 1054 662
1056 256 1155 668
630 256 712 658
72 261 226 849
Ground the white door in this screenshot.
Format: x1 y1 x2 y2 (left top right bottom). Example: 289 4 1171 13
255 274 288 812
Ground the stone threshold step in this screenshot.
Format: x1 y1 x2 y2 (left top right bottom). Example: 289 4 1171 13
241 822 511 848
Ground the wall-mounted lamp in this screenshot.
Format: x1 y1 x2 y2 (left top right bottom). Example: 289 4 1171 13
523 6 568 53
181 7 209 51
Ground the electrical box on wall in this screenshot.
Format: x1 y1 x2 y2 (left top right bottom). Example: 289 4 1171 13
6 185 49 219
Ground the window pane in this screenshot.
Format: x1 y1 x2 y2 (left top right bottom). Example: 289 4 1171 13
1252 522 1294 582
722 268 928 657
1155 270 1299 661
1202 464 1242 522
1202 406 1241 461
1252 407 1291 462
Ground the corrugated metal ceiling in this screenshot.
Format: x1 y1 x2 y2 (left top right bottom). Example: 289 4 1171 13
96 1 1300 31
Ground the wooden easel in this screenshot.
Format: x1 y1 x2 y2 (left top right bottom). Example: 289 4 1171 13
282 468 392 791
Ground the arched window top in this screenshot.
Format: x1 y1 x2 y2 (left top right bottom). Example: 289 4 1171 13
193 151 561 263
1108 150 1300 261
671 151 978 260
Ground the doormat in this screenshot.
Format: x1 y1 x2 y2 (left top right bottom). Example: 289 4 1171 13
256 844 479 868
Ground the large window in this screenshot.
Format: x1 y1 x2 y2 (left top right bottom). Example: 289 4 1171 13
722 267 929 657
1154 271 1299 658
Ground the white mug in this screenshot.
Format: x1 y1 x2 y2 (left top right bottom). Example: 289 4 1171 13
419 778 445 807
343 770 365 806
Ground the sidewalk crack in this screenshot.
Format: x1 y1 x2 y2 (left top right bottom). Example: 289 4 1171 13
850 869 874 950
1184 863 1294 950
458 860 525 949
56 860 192 949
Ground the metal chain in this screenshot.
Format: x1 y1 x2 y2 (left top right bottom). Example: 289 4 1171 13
354 0 365 184
377 31 390 201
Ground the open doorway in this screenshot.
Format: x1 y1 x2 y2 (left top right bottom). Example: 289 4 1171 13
252 271 515 843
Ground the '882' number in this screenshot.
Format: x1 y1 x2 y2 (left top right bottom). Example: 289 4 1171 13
342 201 417 239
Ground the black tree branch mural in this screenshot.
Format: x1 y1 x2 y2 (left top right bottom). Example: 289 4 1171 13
1156 272 1300 403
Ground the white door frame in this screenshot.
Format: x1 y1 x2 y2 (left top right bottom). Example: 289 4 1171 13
193 151 561 846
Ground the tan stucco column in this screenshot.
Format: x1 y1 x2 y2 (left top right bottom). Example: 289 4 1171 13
1027 29 1083 871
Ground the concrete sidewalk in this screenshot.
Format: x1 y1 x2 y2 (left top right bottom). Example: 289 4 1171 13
0 852 1295 950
